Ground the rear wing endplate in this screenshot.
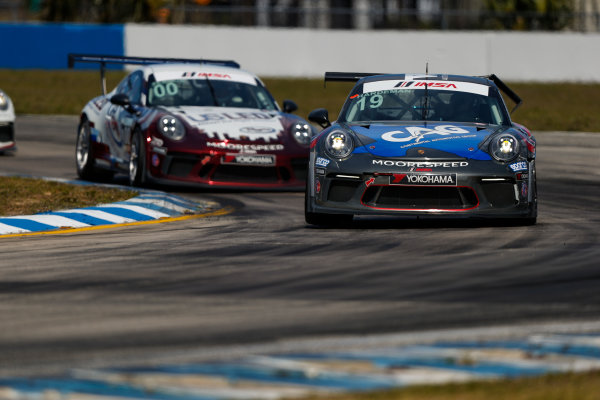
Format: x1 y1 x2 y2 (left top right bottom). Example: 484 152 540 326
484 74 522 113
68 53 240 95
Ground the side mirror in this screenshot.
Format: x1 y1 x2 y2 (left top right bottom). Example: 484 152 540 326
110 93 139 115
110 93 130 107
308 108 331 129
282 99 298 114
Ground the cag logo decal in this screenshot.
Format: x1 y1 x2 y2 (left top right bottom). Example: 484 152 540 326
381 125 469 143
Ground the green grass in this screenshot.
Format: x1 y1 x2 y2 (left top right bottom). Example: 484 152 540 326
1 69 599 131
0 69 126 115
302 370 600 400
0 176 135 216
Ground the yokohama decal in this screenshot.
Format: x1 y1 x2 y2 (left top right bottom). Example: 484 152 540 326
221 154 276 166
390 173 457 186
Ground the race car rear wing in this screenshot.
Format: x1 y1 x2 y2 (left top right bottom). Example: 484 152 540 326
483 74 522 113
323 71 523 114
68 53 241 95
324 72 383 83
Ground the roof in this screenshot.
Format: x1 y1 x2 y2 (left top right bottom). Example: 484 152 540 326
144 63 260 86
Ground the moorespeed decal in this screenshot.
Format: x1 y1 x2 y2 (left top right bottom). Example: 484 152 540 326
222 154 276 166
315 157 330 167
381 125 470 144
509 161 528 172
362 80 489 96
372 160 469 168
390 173 457 186
206 142 284 152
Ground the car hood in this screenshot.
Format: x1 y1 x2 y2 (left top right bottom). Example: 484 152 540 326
167 106 286 143
348 122 503 160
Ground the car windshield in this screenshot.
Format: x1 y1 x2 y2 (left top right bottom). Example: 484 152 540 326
147 78 277 110
341 88 509 125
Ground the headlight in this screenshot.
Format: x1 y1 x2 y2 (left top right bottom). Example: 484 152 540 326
324 130 354 159
157 116 185 141
0 91 8 111
292 122 312 145
490 133 519 162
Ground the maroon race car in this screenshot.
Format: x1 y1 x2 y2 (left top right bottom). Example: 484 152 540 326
69 54 312 189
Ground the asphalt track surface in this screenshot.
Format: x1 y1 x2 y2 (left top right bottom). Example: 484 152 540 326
0 115 599 377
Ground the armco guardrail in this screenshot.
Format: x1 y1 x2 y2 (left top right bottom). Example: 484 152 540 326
1 22 600 82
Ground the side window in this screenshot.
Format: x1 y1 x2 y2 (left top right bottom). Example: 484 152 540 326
115 75 130 95
127 71 143 105
114 71 143 105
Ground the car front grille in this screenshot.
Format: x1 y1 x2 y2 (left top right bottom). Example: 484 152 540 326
327 180 361 202
163 153 201 177
480 181 517 208
362 185 478 210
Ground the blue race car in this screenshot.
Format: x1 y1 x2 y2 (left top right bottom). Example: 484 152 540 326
306 72 537 225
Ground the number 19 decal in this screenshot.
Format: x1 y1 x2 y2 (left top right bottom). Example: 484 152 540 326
356 94 383 110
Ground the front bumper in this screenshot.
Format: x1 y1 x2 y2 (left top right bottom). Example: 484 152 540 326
146 146 308 189
308 155 536 218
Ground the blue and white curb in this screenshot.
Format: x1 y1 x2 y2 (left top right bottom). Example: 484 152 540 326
2 330 600 399
0 178 218 235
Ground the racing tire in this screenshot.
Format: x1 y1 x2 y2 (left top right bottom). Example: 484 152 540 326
75 117 114 181
129 129 147 187
523 162 538 225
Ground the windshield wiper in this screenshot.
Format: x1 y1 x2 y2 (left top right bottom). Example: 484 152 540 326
422 78 429 124
204 76 219 106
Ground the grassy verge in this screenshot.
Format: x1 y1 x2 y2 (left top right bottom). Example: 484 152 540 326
303 370 600 400
0 176 135 216
1 69 600 131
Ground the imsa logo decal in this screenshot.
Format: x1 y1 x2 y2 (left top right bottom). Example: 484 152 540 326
390 173 457 186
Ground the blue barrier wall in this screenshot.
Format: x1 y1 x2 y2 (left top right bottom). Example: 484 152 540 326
2 22 600 81
0 23 124 69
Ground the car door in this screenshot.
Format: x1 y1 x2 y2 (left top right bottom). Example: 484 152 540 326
106 70 143 168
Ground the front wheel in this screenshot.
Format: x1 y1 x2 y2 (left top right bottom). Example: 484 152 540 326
129 129 147 186
76 118 113 181
525 162 538 225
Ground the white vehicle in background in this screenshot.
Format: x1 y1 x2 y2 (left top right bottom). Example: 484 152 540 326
0 89 16 153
